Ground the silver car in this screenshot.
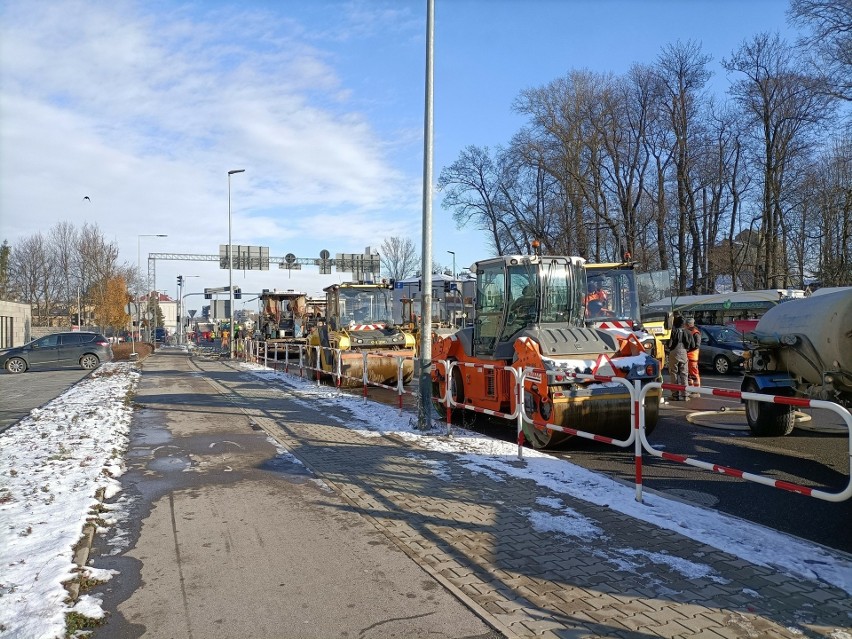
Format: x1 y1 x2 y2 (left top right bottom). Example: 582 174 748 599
0 332 114 373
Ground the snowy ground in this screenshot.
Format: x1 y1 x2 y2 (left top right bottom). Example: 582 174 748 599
1 355 850 639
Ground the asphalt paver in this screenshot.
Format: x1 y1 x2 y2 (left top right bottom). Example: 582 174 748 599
90 350 851 639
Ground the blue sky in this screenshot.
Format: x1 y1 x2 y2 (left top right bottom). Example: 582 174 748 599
0 0 795 307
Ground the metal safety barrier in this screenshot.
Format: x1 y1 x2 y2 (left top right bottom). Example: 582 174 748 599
244 340 415 408
239 342 852 503
518 366 646 498
637 381 852 503
434 360 523 455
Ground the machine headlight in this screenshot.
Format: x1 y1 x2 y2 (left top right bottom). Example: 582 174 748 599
732 350 744 357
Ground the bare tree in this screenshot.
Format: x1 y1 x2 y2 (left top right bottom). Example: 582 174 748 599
724 32 838 288
513 70 614 260
49 222 79 325
656 40 713 293
9 233 59 325
75 223 121 330
792 132 852 285
437 145 523 255
789 0 852 100
0 240 11 300
380 236 419 280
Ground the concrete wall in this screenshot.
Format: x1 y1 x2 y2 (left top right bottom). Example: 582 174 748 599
0 300 32 348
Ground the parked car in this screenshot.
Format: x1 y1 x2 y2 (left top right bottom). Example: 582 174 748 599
0 332 114 374
696 325 747 375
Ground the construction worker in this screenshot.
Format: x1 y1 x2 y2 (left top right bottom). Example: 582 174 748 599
685 317 701 395
510 284 537 317
221 328 230 352
666 314 696 401
584 281 608 316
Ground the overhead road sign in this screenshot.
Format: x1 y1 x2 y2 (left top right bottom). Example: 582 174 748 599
220 245 270 270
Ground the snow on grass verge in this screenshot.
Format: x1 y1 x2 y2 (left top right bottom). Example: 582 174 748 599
0 363 139 639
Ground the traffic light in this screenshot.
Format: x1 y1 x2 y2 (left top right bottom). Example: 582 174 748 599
177 275 183 286
234 287 242 300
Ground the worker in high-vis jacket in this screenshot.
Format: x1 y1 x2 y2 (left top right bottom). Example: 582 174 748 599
685 317 701 395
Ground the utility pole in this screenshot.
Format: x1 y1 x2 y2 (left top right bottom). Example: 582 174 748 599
417 0 435 431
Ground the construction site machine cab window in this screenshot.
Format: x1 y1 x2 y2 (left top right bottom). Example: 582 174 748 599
473 257 586 357
583 271 638 321
331 286 393 329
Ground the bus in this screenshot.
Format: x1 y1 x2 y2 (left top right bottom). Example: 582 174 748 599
643 289 807 334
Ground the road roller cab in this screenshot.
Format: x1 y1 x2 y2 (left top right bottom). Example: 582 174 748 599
308 281 416 387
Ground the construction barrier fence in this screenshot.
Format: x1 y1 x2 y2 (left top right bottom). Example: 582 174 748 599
237 339 852 504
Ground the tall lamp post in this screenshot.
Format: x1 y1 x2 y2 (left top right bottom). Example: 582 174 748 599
447 250 455 279
228 169 245 358
137 234 167 349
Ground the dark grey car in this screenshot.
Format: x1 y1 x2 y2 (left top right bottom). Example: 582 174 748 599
697 325 747 375
0 332 114 373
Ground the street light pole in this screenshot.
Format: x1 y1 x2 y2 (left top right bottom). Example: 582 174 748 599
447 250 455 279
227 169 245 358
137 234 167 349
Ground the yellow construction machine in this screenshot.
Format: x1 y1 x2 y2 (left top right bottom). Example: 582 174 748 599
584 261 671 369
308 281 416 387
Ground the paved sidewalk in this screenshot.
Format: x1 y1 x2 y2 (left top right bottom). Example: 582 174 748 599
92 350 851 639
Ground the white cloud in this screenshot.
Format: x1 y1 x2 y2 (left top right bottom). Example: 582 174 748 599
0 0 422 276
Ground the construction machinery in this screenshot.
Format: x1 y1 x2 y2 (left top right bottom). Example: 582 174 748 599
584 260 671 367
432 249 662 449
742 288 852 436
308 281 416 387
258 289 312 356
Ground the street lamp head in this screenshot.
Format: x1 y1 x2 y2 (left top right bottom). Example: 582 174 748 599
228 169 246 175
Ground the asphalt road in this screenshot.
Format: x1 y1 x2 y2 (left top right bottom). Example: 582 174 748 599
0 366 93 434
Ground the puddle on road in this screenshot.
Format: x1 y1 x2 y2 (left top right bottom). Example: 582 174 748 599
148 456 192 472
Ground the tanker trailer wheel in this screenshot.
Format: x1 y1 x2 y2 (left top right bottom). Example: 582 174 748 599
743 379 795 437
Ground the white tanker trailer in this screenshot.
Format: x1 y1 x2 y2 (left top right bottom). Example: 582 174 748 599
741 288 852 436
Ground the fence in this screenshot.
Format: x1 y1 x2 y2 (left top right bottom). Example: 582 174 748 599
239 338 852 504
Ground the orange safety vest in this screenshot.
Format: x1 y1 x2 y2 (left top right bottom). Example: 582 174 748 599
687 327 700 361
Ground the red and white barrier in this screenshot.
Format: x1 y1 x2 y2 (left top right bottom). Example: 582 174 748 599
637 382 852 503
242 341 852 503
